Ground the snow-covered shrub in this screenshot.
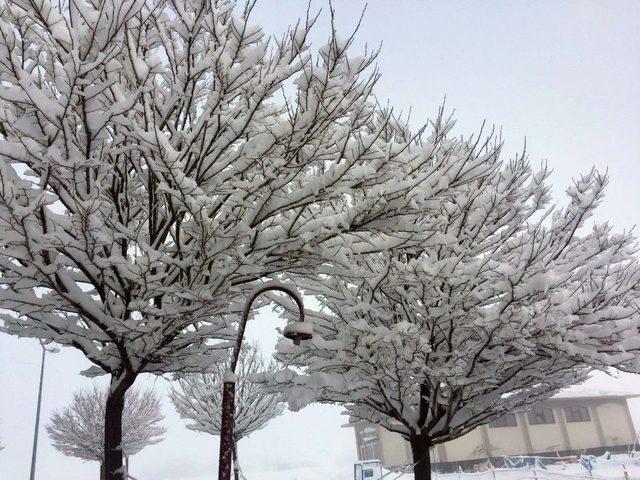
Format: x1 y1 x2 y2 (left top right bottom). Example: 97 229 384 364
47 385 164 474
171 344 283 480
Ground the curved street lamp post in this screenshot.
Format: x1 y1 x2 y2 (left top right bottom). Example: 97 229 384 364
217 282 313 480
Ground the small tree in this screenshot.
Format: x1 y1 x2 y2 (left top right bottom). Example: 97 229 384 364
267 165 640 480
47 385 165 478
0 1 497 478
171 344 284 480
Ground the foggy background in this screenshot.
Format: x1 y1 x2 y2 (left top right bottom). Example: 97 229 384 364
1 1 639 479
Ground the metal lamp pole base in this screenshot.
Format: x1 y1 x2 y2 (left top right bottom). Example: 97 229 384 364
218 381 236 480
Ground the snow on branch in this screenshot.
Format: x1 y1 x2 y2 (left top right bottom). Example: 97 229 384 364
265 161 640 450
0 0 499 385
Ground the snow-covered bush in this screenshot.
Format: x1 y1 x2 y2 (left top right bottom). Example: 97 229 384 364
266 165 640 480
0 0 495 477
47 385 164 476
171 344 283 480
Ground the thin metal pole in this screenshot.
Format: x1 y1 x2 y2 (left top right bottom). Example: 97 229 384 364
29 344 46 480
218 381 236 480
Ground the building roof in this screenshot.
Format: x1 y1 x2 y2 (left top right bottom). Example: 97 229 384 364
548 387 640 402
342 388 640 428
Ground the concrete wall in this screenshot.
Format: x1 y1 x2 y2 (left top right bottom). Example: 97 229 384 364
527 418 565 453
442 428 485 462
486 420 529 457
377 426 411 466
596 400 636 446
561 405 601 451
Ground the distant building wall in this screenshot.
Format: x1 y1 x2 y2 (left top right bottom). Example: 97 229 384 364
527 419 566 453
443 428 485 462
486 419 529 457
561 405 601 451
378 427 410 466
352 394 637 470
596 400 636 446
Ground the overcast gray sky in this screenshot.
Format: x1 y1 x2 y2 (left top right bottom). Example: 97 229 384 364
1 1 640 479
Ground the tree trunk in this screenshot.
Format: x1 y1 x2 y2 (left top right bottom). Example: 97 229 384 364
410 434 432 480
104 372 135 480
232 441 240 480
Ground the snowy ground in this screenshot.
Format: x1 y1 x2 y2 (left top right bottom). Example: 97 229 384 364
176 460 640 480
437 466 639 480
383 459 640 480
175 465 349 480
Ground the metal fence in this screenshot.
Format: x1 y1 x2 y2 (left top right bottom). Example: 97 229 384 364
382 453 640 480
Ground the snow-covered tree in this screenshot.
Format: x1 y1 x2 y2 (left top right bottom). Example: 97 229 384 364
47 385 165 478
266 165 640 480
171 344 283 480
0 0 497 477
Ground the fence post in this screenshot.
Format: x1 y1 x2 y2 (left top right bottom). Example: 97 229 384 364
623 464 629 480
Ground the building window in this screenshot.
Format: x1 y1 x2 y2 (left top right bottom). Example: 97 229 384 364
564 405 591 423
489 413 518 428
358 427 381 460
527 406 555 425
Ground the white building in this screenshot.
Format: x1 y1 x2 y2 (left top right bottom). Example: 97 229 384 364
351 390 638 470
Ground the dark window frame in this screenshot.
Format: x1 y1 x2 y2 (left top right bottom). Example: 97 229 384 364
564 405 591 423
358 426 381 460
527 406 555 425
489 413 518 428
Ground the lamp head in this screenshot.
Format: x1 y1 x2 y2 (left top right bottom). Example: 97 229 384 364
283 322 313 345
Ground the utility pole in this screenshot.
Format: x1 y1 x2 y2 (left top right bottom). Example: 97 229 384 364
29 342 46 480
29 341 57 480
